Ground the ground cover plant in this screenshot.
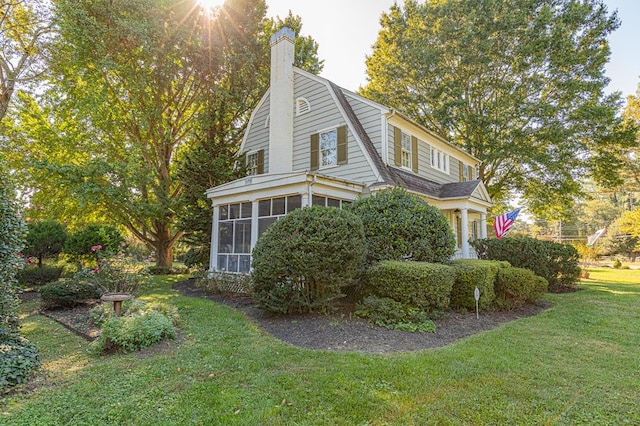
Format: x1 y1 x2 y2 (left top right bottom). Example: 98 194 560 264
1 270 639 424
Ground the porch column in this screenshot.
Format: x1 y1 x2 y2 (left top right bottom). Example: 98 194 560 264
480 213 487 239
250 200 259 250
209 205 220 273
461 208 470 258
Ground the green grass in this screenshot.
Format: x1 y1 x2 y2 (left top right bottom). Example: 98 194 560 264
2 269 640 425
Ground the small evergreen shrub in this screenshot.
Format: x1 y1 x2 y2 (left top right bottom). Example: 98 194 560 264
40 280 101 309
347 188 456 264
449 259 507 311
252 206 366 314
471 237 580 292
24 220 67 267
355 295 436 332
613 259 622 269
65 225 124 262
183 246 209 269
92 311 177 354
494 267 548 310
0 332 40 391
366 261 455 314
89 299 179 327
16 266 63 287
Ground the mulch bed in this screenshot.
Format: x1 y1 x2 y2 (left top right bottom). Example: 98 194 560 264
172 279 552 354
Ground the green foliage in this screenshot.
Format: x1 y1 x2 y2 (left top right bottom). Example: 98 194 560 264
92 311 177 354
361 0 633 215
347 188 455 265
366 261 455 315
16 265 63 287
471 237 580 292
77 249 149 295
40 280 101 309
449 259 506 311
0 332 40 392
355 296 436 333
143 265 189 276
494 267 548 311
89 298 179 328
64 225 124 261
182 246 209 269
0 176 27 333
24 220 67 267
252 206 366 314
613 259 622 269
601 215 640 261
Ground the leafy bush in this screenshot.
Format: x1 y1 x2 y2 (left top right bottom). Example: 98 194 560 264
65 225 124 261
89 298 179 328
355 295 436 332
183 246 209 269
449 259 507 311
252 206 366 314
78 249 148 295
494 267 548 310
366 261 455 315
0 332 40 391
613 259 622 269
16 265 64 287
92 311 177 354
347 188 456 264
143 265 189 275
24 220 67 267
471 237 580 292
40 280 101 309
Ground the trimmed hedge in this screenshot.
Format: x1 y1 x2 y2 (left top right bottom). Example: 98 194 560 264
17 266 63 287
471 237 580 292
252 206 366 314
366 261 455 314
450 259 508 311
347 188 456 264
40 280 101 309
494 267 548 310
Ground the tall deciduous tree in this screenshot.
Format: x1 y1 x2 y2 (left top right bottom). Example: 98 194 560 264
0 0 52 122
362 0 637 217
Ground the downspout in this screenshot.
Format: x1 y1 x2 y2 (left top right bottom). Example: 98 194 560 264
308 174 317 207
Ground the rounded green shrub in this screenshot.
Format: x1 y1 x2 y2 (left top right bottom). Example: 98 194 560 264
251 206 366 314
471 236 580 292
366 261 455 315
347 188 455 264
24 220 67 267
449 259 508 311
17 265 64 287
65 225 124 260
92 311 177 354
40 280 101 309
494 267 548 310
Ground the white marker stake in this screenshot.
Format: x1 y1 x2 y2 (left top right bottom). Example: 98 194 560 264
474 286 480 320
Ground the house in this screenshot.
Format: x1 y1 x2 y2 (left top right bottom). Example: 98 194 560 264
206 27 492 274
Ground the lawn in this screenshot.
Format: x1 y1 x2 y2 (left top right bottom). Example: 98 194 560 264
2 269 639 425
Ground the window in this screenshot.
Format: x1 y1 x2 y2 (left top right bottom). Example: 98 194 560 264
431 147 449 173
401 132 412 169
217 202 253 273
296 97 311 116
310 126 347 170
257 195 302 238
311 195 350 208
320 129 337 167
246 150 264 176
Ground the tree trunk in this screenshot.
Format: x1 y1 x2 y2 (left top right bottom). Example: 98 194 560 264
155 244 174 267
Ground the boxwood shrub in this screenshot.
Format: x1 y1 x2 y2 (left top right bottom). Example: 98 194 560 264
92 311 177 354
449 259 508 311
252 206 366 314
347 188 456 264
17 265 63 287
40 280 101 309
471 236 580 292
365 261 455 314
494 267 548 310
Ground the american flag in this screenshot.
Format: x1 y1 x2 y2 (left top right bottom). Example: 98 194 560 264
494 209 520 239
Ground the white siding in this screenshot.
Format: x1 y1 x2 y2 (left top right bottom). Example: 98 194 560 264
243 93 271 173
291 73 378 184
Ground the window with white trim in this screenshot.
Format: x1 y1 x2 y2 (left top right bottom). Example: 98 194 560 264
401 132 412 169
311 195 351 208
257 195 302 237
320 128 337 167
246 152 259 176
431 147 449 173
217 202 253 273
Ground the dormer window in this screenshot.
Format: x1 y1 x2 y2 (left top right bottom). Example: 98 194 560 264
401 132 412 169
296 97 311 116
431 147 449 174
310 125 348 170
393 126 418 172
246 150 264 175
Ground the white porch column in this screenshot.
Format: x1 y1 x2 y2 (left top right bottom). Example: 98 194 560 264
209 206 220 273
250 200 259 251
480 213 487 239
461 208 470 258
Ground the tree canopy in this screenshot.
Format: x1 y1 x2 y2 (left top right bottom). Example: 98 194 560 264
362 0 638 217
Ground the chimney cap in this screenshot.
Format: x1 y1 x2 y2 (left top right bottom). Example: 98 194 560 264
270 27 295 45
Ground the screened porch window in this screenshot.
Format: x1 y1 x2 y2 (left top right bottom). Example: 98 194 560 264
217 202 252 273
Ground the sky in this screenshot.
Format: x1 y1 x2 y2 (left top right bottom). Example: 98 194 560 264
265 0 640 99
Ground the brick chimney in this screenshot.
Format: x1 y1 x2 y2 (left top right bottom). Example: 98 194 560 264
268 27 295 174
